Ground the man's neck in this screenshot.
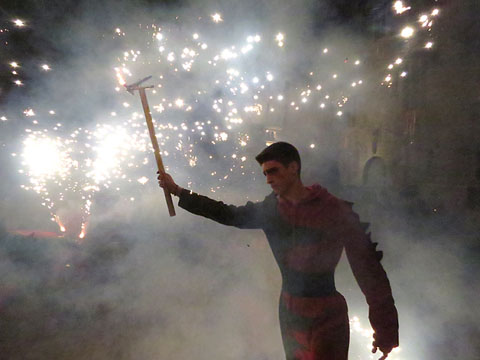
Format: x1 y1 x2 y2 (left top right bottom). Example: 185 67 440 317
280 181 310 204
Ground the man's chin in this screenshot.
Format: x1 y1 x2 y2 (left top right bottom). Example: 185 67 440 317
271 187 282 195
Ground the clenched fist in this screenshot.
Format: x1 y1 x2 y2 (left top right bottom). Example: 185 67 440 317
157 171 182 196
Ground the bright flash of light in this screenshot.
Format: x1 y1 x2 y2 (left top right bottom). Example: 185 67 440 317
14 80 23 86
211 13 223 23
393 1 411 14
13 19 25 27
41 64 51 71
10 62 19 68
432 8 439 16
22 136 71 178
87 125 145 184
137 176 149 185
400 26 414 38
425 42 433 49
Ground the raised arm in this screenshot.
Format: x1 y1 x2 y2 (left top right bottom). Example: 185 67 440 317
158 171 265 229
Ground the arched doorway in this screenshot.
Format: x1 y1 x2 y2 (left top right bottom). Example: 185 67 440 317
363 156 387 187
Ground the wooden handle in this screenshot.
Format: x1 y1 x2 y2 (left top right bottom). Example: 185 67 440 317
139 88 176 217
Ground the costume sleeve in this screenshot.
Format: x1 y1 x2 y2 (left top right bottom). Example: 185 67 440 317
177 188 265 229
336 201 399 350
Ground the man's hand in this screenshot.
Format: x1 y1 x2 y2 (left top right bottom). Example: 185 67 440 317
157 171 180 196
372 337 395 360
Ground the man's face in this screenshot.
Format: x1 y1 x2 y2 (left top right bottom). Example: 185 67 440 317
262 160 298 195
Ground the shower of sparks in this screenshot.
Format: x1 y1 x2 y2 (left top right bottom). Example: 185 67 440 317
379 1 441 86
4 1 442 243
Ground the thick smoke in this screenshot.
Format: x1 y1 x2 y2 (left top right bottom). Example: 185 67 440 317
0 0 479 359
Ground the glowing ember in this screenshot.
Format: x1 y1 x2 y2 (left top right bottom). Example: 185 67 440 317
400 26 414 38
13 19 25 27
211 13 223 23
393 1 411 14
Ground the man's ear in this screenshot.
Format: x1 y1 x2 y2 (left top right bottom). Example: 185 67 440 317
288 161 299 175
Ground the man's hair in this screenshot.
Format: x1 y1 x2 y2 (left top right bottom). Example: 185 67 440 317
255 142 301 175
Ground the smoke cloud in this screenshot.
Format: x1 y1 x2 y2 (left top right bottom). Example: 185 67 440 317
0 0 479 359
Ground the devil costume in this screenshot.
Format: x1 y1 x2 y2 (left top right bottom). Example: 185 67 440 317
178 184 399 360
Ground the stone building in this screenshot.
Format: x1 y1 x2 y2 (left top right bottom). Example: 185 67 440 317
337 0 480 217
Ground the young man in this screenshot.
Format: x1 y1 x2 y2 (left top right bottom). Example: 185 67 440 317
158 142 399 360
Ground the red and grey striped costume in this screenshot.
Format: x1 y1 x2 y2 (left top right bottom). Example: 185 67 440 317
178 184 398 359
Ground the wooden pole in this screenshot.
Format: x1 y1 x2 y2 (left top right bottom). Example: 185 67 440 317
138 87 176 217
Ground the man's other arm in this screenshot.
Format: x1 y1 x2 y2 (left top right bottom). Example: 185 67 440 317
334 200 399 358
